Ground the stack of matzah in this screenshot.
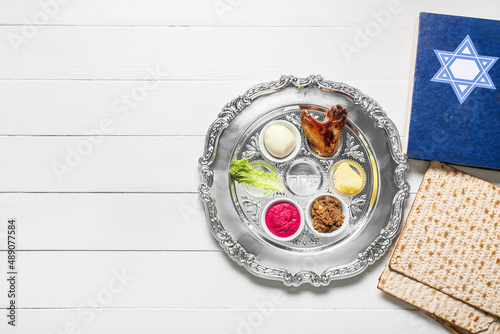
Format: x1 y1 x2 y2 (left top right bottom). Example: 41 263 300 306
378 161 500 333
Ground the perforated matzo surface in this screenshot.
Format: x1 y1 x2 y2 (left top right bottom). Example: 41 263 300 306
389 161 500 317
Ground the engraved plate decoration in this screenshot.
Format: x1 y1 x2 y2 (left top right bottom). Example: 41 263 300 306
198 75 410 286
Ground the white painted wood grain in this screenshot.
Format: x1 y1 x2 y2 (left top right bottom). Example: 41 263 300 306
0 309 447 334
4 170 498 251
0 136 203 192
0 26 414 80
0 193 415 251
0 1 498 332
1 136 498 193
0 80 410 136
0 193 215 250
1 0 499 27
0 250 412 310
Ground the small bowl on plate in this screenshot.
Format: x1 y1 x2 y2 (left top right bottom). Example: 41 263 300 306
259 120 301 163
305 193 349 237
330 160 365 196
261 198 304 242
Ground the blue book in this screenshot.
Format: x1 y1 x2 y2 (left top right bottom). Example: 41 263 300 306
406 13 500 169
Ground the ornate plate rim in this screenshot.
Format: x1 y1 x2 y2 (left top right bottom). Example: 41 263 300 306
198 75 410 286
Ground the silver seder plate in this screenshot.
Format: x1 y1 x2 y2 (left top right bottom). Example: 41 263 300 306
198 75 410 286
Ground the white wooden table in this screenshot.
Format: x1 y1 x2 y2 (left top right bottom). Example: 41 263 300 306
1 1 499 333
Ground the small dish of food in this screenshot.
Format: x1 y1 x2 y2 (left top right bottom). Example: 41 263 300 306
259 120 301 163
261 198 304 242
301 104 347 157
230 157 285 193
305 193 349 236
331 160 365 196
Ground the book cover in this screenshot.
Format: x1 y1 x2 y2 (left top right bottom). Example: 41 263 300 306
407 12 500 169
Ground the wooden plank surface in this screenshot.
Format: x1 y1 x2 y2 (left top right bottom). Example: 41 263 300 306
1 136 499 193
0 193 214 250
1 160 499 252
0 26 414 80
0 136 203 192
0 250 411 309
0 193 415 251
0 309 446 334
0 0 498 27
2 1 500 333
0 80 410 136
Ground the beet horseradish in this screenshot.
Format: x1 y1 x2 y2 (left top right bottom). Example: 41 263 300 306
262 199 304 241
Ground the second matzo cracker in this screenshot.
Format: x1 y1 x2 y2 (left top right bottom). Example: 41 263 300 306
379 265 500 333
379 235 500 333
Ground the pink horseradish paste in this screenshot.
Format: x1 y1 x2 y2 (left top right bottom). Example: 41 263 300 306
265 202 301 238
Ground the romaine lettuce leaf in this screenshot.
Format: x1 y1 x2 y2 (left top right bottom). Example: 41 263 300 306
229 157 284 193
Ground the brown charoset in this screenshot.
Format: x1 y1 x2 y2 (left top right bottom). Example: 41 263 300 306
311 196 345 233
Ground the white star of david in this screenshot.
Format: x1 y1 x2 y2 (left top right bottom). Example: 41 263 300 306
430 35 498 104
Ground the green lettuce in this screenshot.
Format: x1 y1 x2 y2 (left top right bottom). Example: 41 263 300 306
229 157 284 193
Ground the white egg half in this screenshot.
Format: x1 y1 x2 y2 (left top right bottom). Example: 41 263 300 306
263 124 296 159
